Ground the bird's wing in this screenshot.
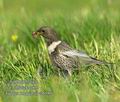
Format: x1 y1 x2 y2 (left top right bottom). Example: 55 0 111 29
61 50 106 64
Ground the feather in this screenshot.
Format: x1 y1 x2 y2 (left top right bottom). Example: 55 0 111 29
48 41 61 54
61 50 108 65
62 50 89 58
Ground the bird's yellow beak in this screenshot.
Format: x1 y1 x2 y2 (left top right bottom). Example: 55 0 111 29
32 32 41 38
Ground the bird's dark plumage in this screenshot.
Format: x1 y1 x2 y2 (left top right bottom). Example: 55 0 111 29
32 26 109 76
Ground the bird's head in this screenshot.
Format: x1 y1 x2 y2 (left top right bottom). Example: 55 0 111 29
32 26 59 45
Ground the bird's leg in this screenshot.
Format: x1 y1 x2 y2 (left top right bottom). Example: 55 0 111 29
67 69 72 76
57 69 61 77
62 69 72 77
59 69 72 77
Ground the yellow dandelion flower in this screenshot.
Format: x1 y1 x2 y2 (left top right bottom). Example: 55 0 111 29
11 34 18 42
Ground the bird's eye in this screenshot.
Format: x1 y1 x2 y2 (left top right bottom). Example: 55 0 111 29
41 30 45 33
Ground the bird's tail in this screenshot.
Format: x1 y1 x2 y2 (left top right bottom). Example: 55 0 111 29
90 57 113 65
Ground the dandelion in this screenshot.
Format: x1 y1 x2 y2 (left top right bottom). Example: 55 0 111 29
11 34 18 42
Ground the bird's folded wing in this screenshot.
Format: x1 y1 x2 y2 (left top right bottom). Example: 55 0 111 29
61 50 90 58
61 50 105 64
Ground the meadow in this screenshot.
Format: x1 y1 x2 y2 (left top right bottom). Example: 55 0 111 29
0 0 120 102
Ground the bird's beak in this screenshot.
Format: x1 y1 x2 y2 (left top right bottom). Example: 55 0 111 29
32 32 41 38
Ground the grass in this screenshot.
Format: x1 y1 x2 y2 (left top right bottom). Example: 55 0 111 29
0 0 120 102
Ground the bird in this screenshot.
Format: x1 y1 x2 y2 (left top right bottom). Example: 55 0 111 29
32 26 110 76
